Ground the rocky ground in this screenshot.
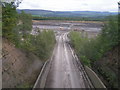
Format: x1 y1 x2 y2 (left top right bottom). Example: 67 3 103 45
32 20 103 38
2 39 43 88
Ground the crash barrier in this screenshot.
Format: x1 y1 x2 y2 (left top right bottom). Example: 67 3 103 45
85 66 106 88
33 60 49 89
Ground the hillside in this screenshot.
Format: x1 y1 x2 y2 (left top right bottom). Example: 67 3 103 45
17 9 118 18
2 39 44 88
92 45 119 88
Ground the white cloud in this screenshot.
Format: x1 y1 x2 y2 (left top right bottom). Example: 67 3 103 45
17 0 119 12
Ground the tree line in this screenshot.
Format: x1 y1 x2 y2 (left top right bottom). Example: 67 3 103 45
32 16 105 21
2 2 56 60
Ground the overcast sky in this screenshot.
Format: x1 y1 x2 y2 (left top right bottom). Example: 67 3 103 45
17 0 119 12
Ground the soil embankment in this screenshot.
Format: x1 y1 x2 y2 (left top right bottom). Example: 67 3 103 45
93 45 119 88
2 39 43 88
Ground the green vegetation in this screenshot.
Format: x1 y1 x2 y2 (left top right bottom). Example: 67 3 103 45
70 15 118 66
2 2 18 41
12 10 33 47
32 16 105 21
2 2 56 88
17 11 32 38
69 15 119 88
2 2 56 61
69 31 92 67
31 30 55 60
19 30 55 60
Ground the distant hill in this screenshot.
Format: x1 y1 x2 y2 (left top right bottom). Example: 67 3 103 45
17 9 118 18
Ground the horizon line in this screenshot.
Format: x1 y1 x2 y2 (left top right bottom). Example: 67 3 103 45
17 8 118 13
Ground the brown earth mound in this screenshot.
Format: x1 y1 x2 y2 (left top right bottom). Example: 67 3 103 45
2 39 43 88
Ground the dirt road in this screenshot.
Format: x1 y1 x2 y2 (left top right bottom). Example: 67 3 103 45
44 31 92 88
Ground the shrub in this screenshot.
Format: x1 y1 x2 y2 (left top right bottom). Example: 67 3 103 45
2 2 18 41
19 30 55 60
69 15 119 67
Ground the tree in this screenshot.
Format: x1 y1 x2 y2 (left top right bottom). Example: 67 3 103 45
2 0 22 40
18 11 32 39
2 2 18 40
